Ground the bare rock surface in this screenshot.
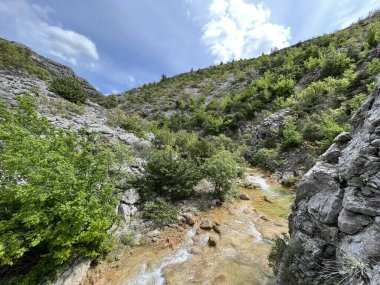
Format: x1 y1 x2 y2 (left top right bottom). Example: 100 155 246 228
277 81 380 284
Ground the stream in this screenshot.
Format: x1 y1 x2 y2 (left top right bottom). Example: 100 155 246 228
85 169 295 285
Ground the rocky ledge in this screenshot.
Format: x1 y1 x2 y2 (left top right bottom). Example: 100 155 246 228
276 80 380 284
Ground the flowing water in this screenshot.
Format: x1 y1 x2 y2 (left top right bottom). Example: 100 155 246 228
85 169 295 285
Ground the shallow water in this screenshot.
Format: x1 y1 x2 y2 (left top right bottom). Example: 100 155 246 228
87 169 295 285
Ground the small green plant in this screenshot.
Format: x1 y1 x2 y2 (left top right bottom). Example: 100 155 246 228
321 254 376 284
366 22 380 48
142 198 179 227
121 234 134 246
49 77 88 104
268 236 288 275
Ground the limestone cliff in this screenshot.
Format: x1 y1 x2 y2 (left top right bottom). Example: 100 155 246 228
276 81 380 284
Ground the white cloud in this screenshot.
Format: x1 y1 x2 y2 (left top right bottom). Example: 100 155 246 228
335 0 380 29
0 0 99 68
202 0 291 63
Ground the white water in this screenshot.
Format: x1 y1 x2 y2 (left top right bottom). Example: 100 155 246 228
246 175 279 196
127 227 197 285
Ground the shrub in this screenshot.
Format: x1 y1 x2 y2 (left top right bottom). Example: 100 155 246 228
203 150 238 200
49 77 88 104
367 58 380 76
252 148 282 171
366 22 380 48
142 198 179 227
138 148 200 200
268 236 288 275
281 116 302 150
121 234 134 246
319 48 351 78
0 95 132 284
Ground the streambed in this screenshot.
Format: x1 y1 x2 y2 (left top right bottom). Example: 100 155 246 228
85 169 295 285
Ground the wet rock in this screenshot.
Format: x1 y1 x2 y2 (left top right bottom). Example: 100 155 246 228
182 213 196 226
208 235 218 247
190 247 202 254
213 225 222 235
263 196 273 203
200 219 213 230
239 193 250 200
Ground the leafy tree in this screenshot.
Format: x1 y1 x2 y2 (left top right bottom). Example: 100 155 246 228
49 77 88 104
0 95 131 284
203 150 238 200
137 148 200 200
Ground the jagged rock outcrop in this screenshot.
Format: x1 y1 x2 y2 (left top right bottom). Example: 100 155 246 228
276 81 380 284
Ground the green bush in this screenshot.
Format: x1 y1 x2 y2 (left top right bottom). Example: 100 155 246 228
252 148 283 171
121 234 134 246
137 148 200 200
366 22 380 48
49 77 88 104
203 150 238 200
0 95 132 284
142 198 179 227
367 58 380 76
319 48 351 78
268 236 288 275
281 116 302 150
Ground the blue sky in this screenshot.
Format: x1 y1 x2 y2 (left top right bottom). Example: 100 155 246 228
0 0 379 94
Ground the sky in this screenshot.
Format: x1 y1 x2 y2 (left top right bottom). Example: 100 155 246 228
0 0 379 94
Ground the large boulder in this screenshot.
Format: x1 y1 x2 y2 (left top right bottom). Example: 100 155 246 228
276 81 380 284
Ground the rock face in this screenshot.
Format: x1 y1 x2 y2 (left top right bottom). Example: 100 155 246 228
53 258 91 285
276 81 380 284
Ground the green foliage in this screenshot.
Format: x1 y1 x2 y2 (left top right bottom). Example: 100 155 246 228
142 198 179 227
367 58 380 76
366 22 380 48
106 108 145 136
101 95 118 109
203 150 238 200
0 40 50 79
268 236 288 275
121 234 134 246
137 148 200 200
0 95 132 283
252 148 283 172
316 110 351 151
49 77 88 104
281 116 302 150
319 47 351 78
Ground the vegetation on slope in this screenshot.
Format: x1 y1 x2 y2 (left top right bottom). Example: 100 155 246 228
0 95 133 284
115 11 380 173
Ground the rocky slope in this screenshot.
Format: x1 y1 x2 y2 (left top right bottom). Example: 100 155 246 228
276 80 380 284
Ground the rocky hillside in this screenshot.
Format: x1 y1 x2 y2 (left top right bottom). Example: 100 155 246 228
112 11 380 184
276 80 380 284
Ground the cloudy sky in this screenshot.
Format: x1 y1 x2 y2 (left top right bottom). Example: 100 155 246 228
0 0 379 94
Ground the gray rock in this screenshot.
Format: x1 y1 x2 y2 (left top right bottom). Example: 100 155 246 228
200 219 213 230
239 193 250 200
337 209 372 234
277 80 380 284
121 188 140 205
118 204 138 223
53 258 91 285
333 132 352 145
343 187 380 216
